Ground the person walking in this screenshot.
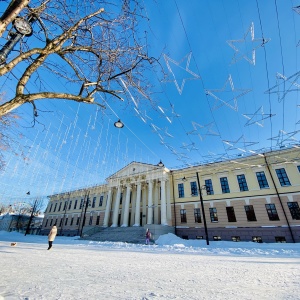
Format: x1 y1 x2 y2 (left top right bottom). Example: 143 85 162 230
47 225 57 250
145 228 151 245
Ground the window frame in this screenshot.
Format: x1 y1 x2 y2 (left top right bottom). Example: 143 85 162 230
194 208 202 223
287 202 300 220
265 203 280 221
237 174 249 192
209 207 218 222
180 209 187 223
178 183 185 198
275 168 291 187
226 206 237 222
256 171 269 189
244 205 257 221
204 179 214 195
220 177 230 193
190 181 198 196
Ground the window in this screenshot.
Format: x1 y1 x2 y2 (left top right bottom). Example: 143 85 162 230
178 183 184 198
252 236 262 243
190 182 198 196
99 195 103 206
120 193 123 205
89 216 93 225
256 171 269 189
245 205 257 221
226 207 237 222
68 201 72 210
63 201 67 211
231 236 240 242
287 202 300 220
265 204 279 221
237 174 248 191
96 215 100 225
59 218 63 227
70 217 74 226
74 200 78 210
45 219 48 227
58 202 62 212
76 217 80 225
275 168 291 186
298 166 300 173
50 219 53 226
79 199 83 210
213 236 221 241
92 197 96 208
204 179 214 195
53 203 57 212
194 208 201 223
209 207 218 222
220 177 230 193
49 204 53 213
180 209 187 223
275 236 286 243
65 218 68 226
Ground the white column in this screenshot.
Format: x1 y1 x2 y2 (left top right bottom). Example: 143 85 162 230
103 188 112 227
133 182 142 226
166 180 171 223
121 184 131 227
111 186 121 227
160 179 167 225
147 180 153 224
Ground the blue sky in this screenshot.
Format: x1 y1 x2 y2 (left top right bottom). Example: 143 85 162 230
0 0 300 204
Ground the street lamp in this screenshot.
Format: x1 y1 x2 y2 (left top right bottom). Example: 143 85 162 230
79 191 91 237
157 160 164 167
195 173 209 245
114 119 124 128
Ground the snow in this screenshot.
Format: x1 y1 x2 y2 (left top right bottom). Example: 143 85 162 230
0 231 299 299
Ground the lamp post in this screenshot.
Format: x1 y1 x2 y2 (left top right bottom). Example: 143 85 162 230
196 172 209 245
79 191 90 237
25 199 37 236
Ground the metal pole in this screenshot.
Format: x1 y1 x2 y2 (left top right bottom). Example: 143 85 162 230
80 191 90 237
196 172 209 245
263 153 295 243
25 199 37 236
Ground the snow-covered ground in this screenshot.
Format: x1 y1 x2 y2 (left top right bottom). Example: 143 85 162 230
0 231 299 300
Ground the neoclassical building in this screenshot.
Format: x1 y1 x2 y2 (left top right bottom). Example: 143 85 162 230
41 147 300 243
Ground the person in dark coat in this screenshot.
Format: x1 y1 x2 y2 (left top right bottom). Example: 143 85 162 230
145 228 151 245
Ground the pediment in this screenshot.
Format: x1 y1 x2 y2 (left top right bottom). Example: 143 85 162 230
107 162 159 180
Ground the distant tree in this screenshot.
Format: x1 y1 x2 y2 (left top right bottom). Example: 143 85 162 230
0 0 162 117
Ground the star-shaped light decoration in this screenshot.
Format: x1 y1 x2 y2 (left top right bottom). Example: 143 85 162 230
226 22 270 65
187 121 219 141
206 75 251 111
243 106 276 127
223 135 259 152
119 77 138 108
268 130 300 146
150 123 161 133
163 52 200 95
265 72 300 102
180 142 199 152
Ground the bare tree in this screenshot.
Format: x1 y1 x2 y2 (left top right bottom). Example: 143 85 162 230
0 0 162 117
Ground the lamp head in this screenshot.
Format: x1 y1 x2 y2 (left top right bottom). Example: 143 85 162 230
114 119 124 128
